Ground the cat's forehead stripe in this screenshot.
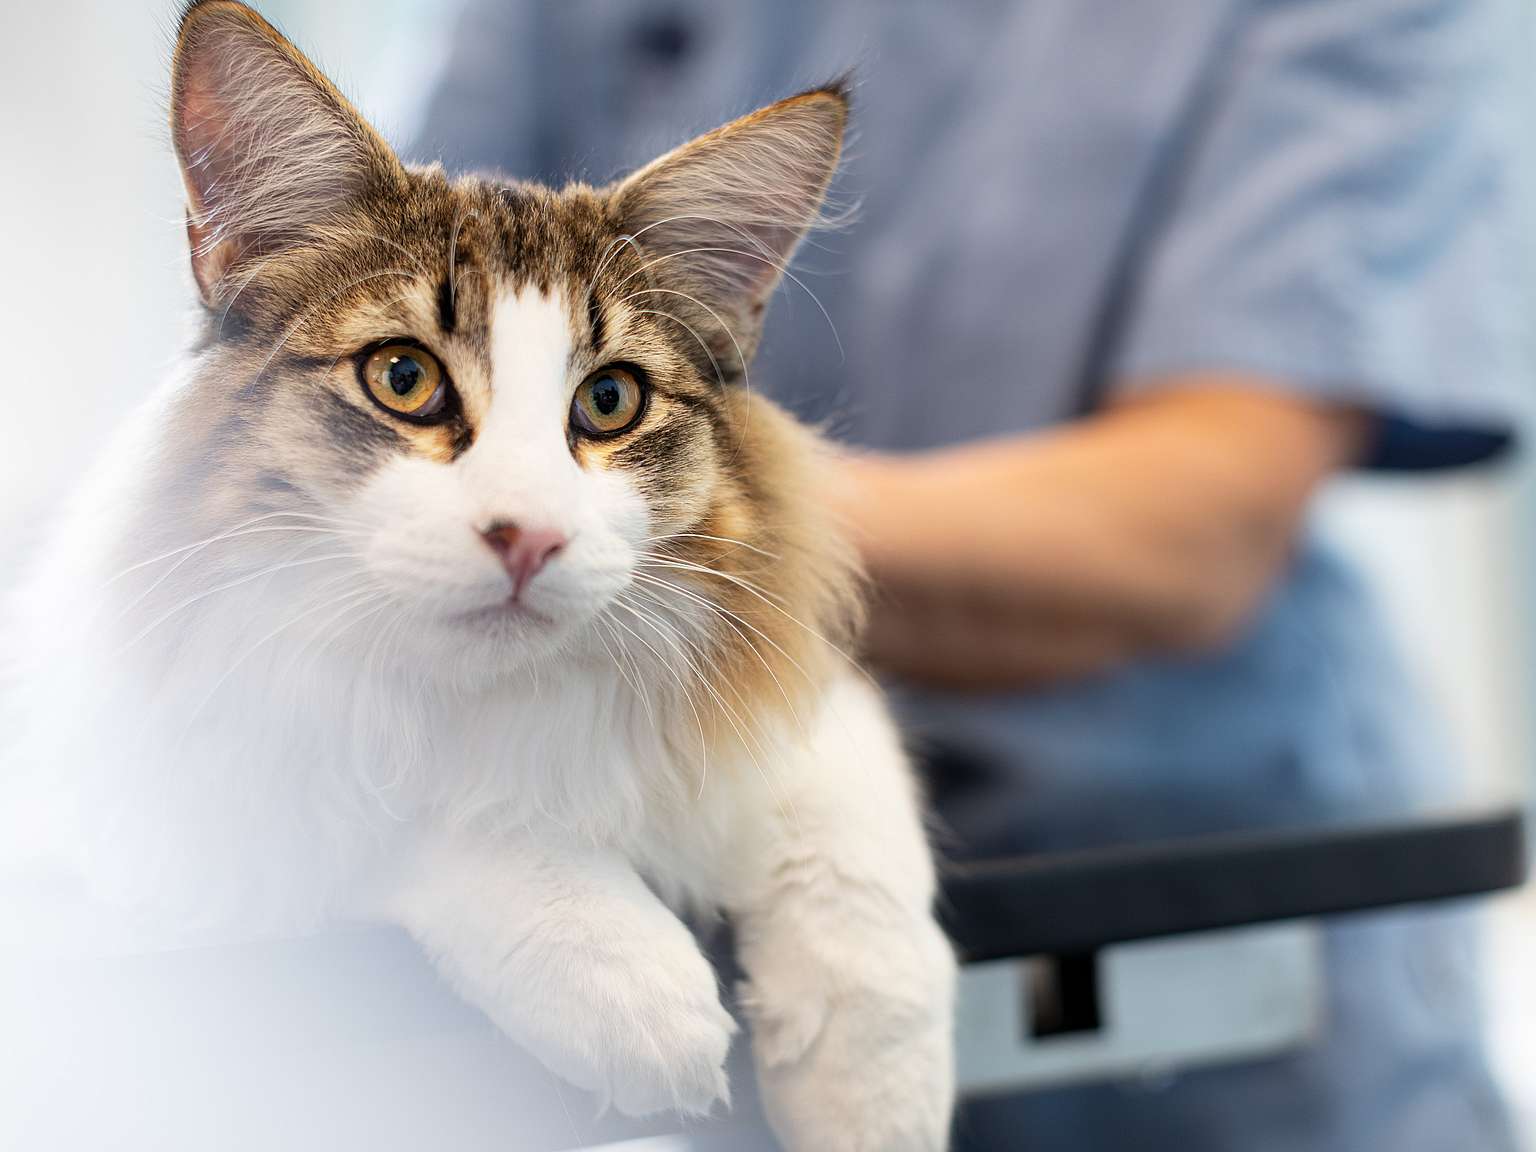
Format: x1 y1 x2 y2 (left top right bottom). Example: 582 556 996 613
436 278 457 335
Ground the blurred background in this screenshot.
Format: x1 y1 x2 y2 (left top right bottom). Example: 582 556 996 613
2 1 1533 1147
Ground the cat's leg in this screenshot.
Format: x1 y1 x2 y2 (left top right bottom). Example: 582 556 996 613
726 674 958 1152
374 829 735 1118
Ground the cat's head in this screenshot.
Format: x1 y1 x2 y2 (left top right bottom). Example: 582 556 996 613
137 1 856 700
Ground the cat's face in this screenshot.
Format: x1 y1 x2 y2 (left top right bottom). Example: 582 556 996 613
155 1 853 682
183 176 736 670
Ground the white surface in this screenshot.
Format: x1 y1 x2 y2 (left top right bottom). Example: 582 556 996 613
1318 475 1534 805
956 923 1323 1097
1489 890 1536 1146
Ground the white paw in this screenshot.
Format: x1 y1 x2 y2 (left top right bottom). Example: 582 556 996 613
512 926 737 1119
743 918 957 1152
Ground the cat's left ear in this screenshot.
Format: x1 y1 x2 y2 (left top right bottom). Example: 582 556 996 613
171 1 403 306
610 84 848 369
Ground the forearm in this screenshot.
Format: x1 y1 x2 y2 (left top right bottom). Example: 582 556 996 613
840 379 1369 690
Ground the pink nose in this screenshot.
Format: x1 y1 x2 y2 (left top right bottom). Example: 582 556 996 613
480 522 566 600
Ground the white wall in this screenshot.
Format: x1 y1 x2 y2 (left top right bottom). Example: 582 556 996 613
0 1 187 572
1321 475 1533 803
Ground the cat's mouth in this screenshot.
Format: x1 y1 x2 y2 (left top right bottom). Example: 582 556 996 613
456 598 555 629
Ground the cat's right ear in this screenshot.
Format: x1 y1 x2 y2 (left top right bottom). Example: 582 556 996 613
171 1 402 306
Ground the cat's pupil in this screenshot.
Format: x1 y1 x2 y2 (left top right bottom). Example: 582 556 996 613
593 377 621 415
387 356 423 397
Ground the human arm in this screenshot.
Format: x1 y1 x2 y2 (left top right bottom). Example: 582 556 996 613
839 378 1369 691
840 0 1524 692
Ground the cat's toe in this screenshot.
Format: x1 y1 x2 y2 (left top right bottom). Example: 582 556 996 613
604 978 736 1117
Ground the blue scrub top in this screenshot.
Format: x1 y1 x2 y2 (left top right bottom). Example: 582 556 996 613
413 0 1529 858
411 3 1529 1148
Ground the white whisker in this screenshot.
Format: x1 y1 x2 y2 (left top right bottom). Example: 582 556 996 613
179 583 384 735
592 612 656 732
642 532 780 561
117 551 360 653
637 554 788 605
629 307 727 392
617 284 755 461
638 554 875 688
612 595 798 828
247 268 419 391
613 241 843 362
446 207 480 315
630 573 812 739
341 228 432 276
605 607 718 782
103 511 364 588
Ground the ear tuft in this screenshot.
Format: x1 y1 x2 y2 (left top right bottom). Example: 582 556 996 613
610 86 850 368
171 1 400 305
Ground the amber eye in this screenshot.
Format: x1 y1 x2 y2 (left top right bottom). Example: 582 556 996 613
359 342 448 421
570 366 646 437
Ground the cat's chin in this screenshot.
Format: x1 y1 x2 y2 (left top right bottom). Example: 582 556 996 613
413 596 599 674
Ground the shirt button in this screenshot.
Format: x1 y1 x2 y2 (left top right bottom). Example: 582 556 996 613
629 12 694 66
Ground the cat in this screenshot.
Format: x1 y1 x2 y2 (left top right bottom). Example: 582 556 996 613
4 2 956 1148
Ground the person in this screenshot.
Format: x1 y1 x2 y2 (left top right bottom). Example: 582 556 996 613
411 1 1529 1148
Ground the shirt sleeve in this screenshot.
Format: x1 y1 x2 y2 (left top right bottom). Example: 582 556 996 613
1109 0 1531 471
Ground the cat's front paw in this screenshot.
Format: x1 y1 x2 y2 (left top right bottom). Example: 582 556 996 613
599 959 737 1119
743 917 957 1151
521 926 737 1119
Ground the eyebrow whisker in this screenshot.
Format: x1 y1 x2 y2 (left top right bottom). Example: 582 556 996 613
444 205 481 333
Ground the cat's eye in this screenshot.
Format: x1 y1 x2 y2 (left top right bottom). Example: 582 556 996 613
359 342 449 421
570 366 646 437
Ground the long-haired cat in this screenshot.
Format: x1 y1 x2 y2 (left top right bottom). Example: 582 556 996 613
5 3 955 1148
